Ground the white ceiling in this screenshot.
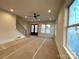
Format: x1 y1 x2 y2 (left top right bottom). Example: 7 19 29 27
0 0 63 21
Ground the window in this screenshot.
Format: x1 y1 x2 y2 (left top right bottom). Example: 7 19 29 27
69 0 79 25
66 0 79 58
41 24 51 33
41 24 45 33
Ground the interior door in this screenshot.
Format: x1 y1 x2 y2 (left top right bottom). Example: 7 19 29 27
31 24 38 35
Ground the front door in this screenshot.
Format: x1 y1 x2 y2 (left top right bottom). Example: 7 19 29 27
31 24 38 35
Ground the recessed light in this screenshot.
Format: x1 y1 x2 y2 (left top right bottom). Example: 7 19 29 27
10 9 14 12
25 16 27 18
48 9 51 13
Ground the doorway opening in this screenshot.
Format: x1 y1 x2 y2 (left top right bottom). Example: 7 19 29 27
31 24 38 35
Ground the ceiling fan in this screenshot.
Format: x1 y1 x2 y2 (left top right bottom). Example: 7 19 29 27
26 12 40 19
33 13 40 19
25 12 54 21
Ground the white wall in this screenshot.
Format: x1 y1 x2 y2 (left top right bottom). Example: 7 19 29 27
55 2 70 59
0 10 24 44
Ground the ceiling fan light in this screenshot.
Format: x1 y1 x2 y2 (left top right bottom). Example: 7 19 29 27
38 19 40 21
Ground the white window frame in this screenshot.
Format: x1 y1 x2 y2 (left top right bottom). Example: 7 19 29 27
64 0 79 59
41 24 51 33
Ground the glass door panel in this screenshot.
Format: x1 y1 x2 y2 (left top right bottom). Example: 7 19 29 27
35 25 38 32
31 25 34 32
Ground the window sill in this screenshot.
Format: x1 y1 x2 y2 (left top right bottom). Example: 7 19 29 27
64 46 76 59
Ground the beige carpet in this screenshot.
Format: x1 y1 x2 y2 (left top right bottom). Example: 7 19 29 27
0 36 60 59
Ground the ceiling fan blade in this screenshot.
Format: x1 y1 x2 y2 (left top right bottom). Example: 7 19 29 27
27 16 33 17
34 13 36 16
